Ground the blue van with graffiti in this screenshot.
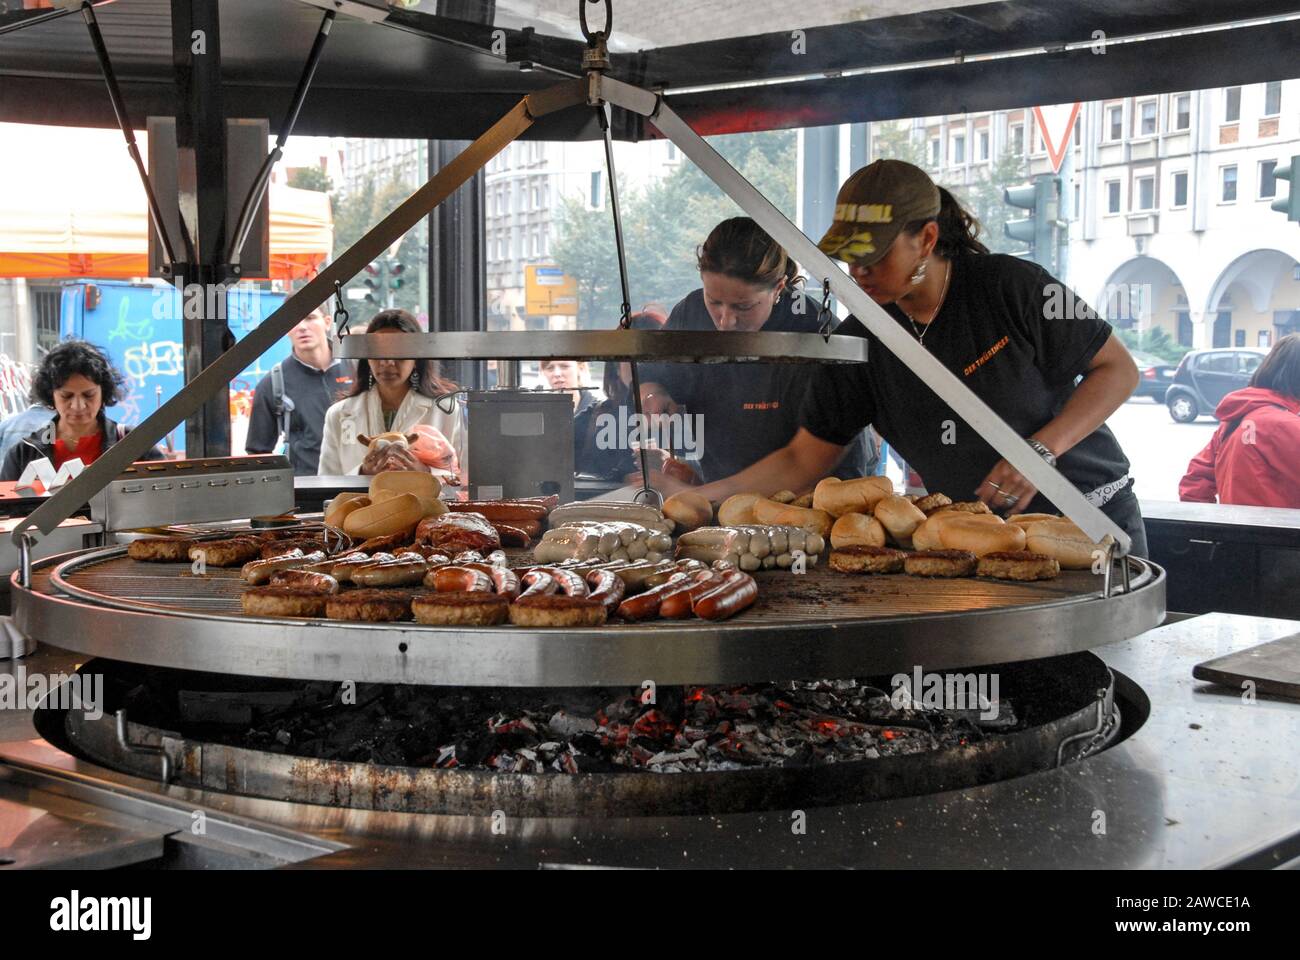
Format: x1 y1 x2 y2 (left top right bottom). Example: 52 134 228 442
58 280 293 456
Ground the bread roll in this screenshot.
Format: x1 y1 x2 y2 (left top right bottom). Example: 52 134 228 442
368 486 446 519
912 511 1002 551
751 497 833 537
791 493 814 509
370 470 441 501
663 491 713 532
1007 512 1061 526
830 512 887 549
873 495 927 547
325 493 370 529
813 476 894 517
1023 518 1113 570
718 493 762 526
342 492 424 539
938 514 1026 557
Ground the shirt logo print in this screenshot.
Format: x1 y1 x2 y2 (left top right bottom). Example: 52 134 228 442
964 336 1010 376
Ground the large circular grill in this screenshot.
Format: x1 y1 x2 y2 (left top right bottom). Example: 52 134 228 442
13 545 1165 686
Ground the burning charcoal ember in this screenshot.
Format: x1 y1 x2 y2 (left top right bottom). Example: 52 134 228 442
548 709 597 737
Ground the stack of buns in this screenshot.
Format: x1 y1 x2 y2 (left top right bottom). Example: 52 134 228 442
325 471 447 540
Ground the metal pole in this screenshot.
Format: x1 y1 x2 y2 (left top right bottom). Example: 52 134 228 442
597 75 1129 553
15 84 580 544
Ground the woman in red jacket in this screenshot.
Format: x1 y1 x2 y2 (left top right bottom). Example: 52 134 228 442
1180 333 1300 508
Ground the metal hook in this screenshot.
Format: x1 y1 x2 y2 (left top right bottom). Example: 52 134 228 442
817 278 836 341
579 0 612 44
332 279 350 336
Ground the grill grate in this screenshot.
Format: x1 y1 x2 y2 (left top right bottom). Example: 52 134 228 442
54 551 1098 623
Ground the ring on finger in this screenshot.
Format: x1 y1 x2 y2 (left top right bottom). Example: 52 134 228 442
987 481 1002 490
1000 492 1020 503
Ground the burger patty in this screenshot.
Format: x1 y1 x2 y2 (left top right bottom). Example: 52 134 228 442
127 537 194 562
903 549 978 578
325 588 413 622
411 592 510 625
977 550 1061 582
935 501 992 516
914 493 954 515
188 538 263 567
508 594 607 628
241 586 329 618
828 545 907 574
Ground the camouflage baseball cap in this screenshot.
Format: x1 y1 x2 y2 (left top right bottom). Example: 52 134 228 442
817 160 941 266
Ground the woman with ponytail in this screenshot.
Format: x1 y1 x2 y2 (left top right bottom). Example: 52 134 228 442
666 161 1147 555
638 217 873 483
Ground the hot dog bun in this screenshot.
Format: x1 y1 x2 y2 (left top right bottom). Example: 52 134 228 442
751 497 834 537
324 493 371 529
873 495 927 548
1006 512 1061 526
1023 518 1114 569
663 491 713 532
812 476 894 517
718 493 762 526
912 511 1003 552
342 492 425 539
937 514 1026 557
830 512 887 549
370 469 441 501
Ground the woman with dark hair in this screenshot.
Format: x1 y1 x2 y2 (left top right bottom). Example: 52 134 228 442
317 309 465 477
657 160 1147 555
1 339 164 482
638 217 873 483
1180 333 1300 508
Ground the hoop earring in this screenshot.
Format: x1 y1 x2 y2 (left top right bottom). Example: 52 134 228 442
409 370 421 390
909 258 929 286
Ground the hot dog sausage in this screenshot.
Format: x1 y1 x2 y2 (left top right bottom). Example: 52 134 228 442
518 570 557 598
428 565 493 593
615 572 691 621
584 568 626 613
268 570 340 594
692 571 758 621
658 570 727 619
352 557 429 587
241 549 328 584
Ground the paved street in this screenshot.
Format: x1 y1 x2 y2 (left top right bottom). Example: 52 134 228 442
1105 396 1219 502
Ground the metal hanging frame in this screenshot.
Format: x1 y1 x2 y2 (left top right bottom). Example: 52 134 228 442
12 31 1132 556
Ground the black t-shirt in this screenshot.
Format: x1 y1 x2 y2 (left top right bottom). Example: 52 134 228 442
246 355 355 475
800 253 1131 513
642 289 872 482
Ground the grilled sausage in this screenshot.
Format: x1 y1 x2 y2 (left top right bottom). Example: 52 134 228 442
351 557 429 587
584 568 626 613
267 570 340 594
692 571 758 621
428 565 493 593
658 570 727 619
615 572 691 621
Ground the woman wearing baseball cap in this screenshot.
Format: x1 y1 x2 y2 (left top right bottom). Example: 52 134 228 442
671 159 1147 554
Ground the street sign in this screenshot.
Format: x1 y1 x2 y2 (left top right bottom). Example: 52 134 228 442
1032 102 1081 174
525 265 578 316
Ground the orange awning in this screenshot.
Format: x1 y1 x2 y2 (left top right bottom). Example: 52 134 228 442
0 123 333 280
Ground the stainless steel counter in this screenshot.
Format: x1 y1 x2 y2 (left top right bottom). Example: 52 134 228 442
2 612 1299 869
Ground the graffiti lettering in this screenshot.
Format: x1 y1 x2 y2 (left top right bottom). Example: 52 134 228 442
123 341 185 386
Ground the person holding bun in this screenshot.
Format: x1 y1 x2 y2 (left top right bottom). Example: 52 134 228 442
317 309 465 478
655 161 1148 556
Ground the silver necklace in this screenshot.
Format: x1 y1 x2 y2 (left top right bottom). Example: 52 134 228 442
901 258 951 345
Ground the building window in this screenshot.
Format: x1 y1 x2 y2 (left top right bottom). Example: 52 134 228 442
1106 180 1121 214
1173 94 1191 131
1225 87 1241 122
1259 330 1272 348
1009 124 1024 155
1221 165 1238 202
666 141 678 161
929 138 941 166
1264 80 1282 116
1137 100 1157 136
1172 171 1189 207
977 129 989 161
952 134 965 164
1234 329 1247 348
531 182 541 208
1073 117 1081 146
1107 105 1123 141
1073 183 1080 219
1259 160 1278 199
589 170 604 209
1136 175 1155 210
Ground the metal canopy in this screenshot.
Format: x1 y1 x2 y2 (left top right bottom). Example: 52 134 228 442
2 0 1298 140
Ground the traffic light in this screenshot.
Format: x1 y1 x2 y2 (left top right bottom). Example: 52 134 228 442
1004 175 1064 272
387 260 405 291
362 261 383 304
1272 155 1300 224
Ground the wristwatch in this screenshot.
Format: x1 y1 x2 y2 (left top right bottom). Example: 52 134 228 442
1026 438 1057 467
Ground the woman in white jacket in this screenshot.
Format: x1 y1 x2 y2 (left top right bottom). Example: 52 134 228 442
317 309 466 478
